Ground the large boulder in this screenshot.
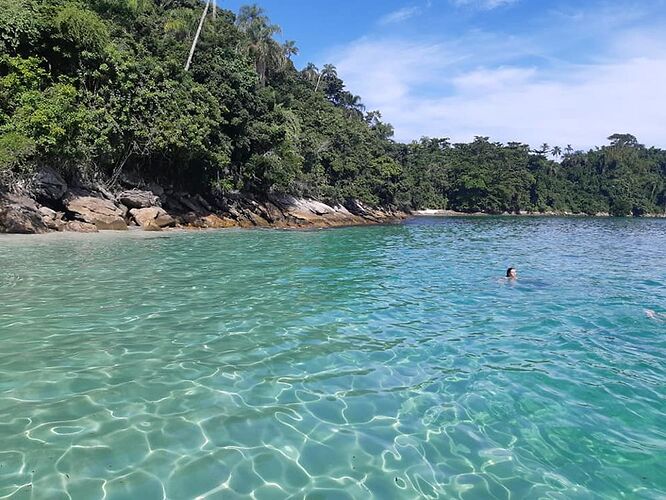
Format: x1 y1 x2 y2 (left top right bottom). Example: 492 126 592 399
39 206 65 231
130 207 175 229
0 194 49 234
33 167 67 203
118 189 160 209
270 194 333 223
65 195 127 230
270 194 361 226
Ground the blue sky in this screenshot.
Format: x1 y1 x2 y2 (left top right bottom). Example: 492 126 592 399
221 0 666 149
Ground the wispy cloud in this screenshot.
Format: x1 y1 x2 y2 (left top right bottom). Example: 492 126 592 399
451 0 519 10
330 7 666 149
379 6 422 25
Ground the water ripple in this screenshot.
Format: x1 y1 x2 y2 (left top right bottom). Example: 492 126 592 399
1 219 665 499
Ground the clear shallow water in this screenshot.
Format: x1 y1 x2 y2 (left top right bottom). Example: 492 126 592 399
1 218 665 500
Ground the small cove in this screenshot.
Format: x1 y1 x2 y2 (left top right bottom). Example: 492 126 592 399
1 217 665 499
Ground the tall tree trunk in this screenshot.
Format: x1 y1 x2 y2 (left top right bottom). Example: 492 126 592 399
185 0 211 72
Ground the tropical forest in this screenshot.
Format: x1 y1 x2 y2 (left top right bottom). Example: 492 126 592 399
1 0 665 217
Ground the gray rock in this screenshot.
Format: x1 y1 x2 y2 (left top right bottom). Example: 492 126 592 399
65 195 127 230
163 194 186 213
176 193 205 213
38 206 65 231
344 199 369 216
33 167 67 202
130 207 175 229
94 183 117 202
0 194 49 234
39 206 57 219
118 189 160 209
147 183 165 197
194 194 213 212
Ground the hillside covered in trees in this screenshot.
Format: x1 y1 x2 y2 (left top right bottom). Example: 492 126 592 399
1 0 666 217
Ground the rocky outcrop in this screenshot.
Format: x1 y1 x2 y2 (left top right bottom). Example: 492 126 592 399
64 194 128 230
271 195 338 223
33 167 67 204
118 189 160 209
0 194 49 234
1 178 407 234
39 207 65 231
258 195 406 227
177 213 238 229
130 207 175 230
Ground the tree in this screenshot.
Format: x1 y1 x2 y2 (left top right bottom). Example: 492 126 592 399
1 0 665 218
185 0 211 72
0 0 41 53
301 63 319 84
340 93 365 119
315 63 337 93
236 4 284 84
608 133 640 148
282 40 299 60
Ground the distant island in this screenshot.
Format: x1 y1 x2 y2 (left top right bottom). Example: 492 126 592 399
1 0 665 233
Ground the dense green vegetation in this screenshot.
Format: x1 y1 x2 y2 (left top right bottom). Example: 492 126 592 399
395 134 666 216
1 0 665 216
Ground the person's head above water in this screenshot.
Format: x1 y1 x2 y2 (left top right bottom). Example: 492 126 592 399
506 267 517 279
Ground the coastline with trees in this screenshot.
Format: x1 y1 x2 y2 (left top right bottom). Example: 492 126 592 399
1 0 665 233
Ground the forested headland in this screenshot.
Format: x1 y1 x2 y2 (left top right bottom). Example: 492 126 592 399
1 0 665 222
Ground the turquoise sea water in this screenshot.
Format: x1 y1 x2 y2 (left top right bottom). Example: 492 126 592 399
1 217 665 499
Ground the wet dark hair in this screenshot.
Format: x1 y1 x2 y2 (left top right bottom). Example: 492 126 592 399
506 267 515 277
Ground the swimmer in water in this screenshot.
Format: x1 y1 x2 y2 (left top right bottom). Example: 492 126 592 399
645 309 665 321
506 267 517 280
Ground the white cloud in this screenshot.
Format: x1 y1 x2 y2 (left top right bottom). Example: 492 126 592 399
379 6 421 25
451 0 519 10
452 67 536 93
329 23 666 149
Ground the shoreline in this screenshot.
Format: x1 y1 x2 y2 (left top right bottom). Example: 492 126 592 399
3 171 664 237
0 181 408 235
412 209 666 218
3 210 665 240
0 219 408 241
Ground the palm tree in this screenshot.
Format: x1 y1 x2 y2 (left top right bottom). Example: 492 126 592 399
236 4 268 32
551 146 562 158
184 0 211 71
340 93 365 119
301 62 319 83
315 63 337 92
565 144 574 156
539 143 550 155
282 40 299 60
236 5 284 84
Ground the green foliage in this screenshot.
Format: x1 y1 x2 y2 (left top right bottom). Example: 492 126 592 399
6 83 91 172
0 56 49 121
54 3 111 54
0 0 664 216
0 132 36 175
0 0 42 54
